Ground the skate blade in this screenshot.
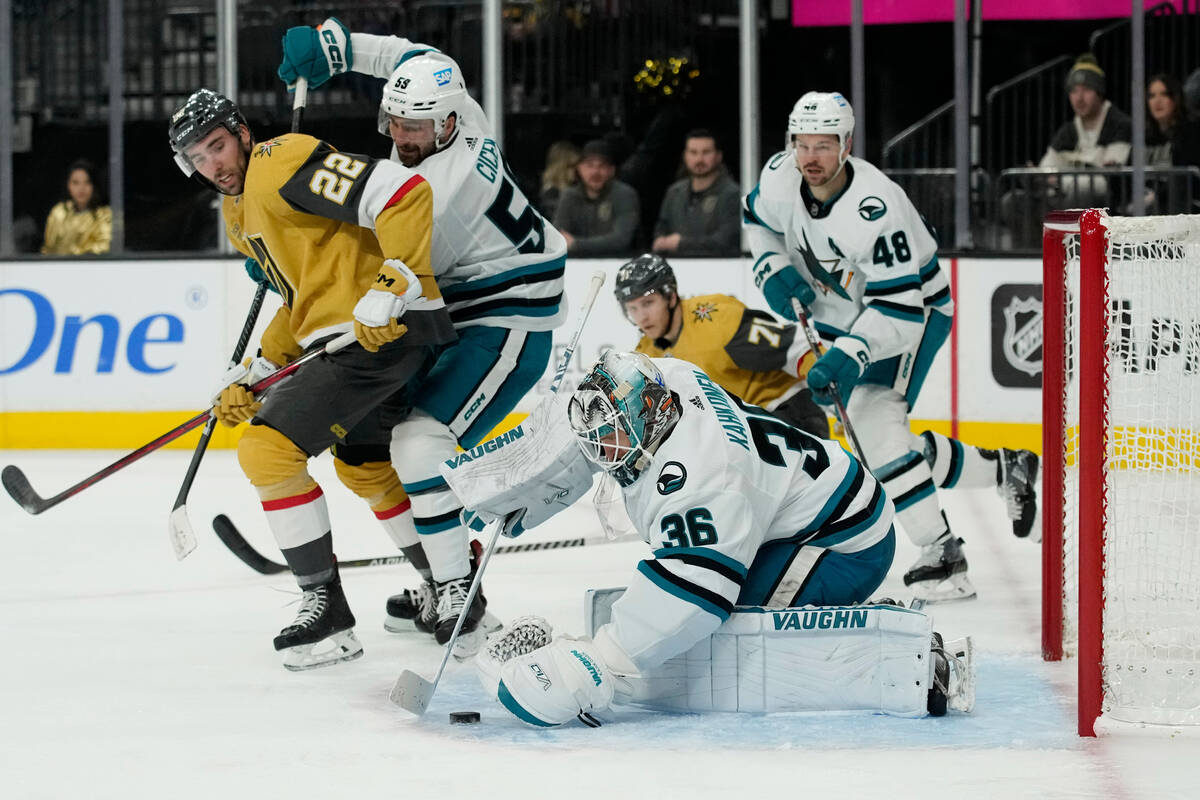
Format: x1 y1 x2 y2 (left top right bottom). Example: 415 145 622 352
383 616 422 634
480 610 504 636
945 636 976 713
281 630 364 672
909 573 978 605
390 669 434 715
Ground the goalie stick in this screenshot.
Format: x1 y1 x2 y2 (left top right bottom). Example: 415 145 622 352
390 269 607 716
790 297 869 469
167 77 310 562
2 329 356 517
211 513 632 574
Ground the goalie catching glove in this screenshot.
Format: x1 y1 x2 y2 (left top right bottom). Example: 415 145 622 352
211 355 277 427
353 259 423 352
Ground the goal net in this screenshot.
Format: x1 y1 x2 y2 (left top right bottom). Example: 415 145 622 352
1042 209 1200 736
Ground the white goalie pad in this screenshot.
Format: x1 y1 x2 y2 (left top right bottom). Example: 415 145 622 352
440 392 598 532
586 589 974 717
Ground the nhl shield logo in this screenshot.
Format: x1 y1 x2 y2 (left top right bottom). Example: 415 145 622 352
656 461 687 495
1002 296 1043 377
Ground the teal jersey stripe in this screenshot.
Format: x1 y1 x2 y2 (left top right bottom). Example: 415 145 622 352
919 256 941 280
868 301 926 322
636 561 731 622
806 488 889 548
866 275 923 293
404 475 447 494
498 680 557 727
744 186 783 235
806 457 862 533
415 517 461 535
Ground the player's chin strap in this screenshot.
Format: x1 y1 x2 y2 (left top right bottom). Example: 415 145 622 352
389 270 609 716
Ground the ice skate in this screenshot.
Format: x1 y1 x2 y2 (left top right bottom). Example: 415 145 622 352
927 632 976 715
273 576 363 671
434 541 502 661
998 448 1039 540
903 533 977 603
384 579 438 635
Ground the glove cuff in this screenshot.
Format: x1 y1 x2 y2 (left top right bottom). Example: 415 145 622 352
317 17 352 76
831 334 871 376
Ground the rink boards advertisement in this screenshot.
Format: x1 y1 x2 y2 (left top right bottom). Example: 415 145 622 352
0 256 1041 450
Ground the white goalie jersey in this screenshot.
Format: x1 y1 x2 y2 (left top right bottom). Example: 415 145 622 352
743 153 951 360
604 358 893 672
351 32 567 331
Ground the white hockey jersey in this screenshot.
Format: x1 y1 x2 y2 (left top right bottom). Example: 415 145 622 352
350 32 567 331
605 358 893 672
743 154 952 361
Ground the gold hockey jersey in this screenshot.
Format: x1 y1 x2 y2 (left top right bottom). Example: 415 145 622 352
635 294 814 411
222 133 454 358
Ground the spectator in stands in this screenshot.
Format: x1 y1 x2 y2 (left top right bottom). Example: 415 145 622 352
552 139 641 257
1143 73 1200 213
41 159 112 255
1038 53 1132 208
651 129 741 257
538 140 580 221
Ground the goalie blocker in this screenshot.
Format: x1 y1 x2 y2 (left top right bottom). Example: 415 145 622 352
477 595 975 726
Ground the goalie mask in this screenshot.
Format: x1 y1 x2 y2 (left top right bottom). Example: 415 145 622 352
787 91 854 173
614 253 677 306
567 351 680 487
168 88 248 184
377 54 466 152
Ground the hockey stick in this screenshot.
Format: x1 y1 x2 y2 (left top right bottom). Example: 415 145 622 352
790 297 869 469
2 330 357 516
212 512 629 575
390 269 607 715
167 79 310 561
168 281 269 560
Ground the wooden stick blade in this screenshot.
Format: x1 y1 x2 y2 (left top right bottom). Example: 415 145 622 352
389 669 435 715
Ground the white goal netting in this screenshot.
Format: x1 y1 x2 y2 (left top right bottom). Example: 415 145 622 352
1057 214 1200 726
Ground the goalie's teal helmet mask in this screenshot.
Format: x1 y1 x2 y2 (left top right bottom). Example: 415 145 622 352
568 351 680 487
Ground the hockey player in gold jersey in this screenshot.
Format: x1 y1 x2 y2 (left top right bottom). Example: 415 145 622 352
616 254 829 438
169 88 456 670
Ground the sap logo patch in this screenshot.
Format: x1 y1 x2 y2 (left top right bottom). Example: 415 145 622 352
434 67 454 86
858 196 887 221
656 461 687 495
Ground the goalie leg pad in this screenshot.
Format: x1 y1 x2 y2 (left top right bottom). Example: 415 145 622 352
587 595 947 717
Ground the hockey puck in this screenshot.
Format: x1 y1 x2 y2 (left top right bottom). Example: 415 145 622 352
449 711 481 724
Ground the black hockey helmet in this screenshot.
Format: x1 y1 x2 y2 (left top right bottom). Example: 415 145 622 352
168 88 248 181
614 253 677 305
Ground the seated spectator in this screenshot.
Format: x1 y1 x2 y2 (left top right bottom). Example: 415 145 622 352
42 159 112 255
651 129 741 257
1143 73 1200 212
1039 53 1132 208
538 140 580 221
552 139 641 257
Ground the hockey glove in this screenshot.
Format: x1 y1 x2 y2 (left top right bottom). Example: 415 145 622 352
807 336 871 407
762 265 815 322
353 259 423 352
211 356 276 427
243 257 279 294
277 17 352 89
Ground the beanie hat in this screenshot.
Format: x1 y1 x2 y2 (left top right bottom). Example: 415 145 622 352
1065 54 1106 97
580 139 614 165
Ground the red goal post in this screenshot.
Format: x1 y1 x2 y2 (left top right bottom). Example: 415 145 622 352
1042 209 1200 737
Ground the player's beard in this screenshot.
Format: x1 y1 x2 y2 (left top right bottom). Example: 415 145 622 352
213 143 251 196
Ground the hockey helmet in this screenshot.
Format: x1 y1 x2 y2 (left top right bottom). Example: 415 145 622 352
568 351 680 487
614 253 678 306
377 53 466 151
168 88 247 180
787 91 855 159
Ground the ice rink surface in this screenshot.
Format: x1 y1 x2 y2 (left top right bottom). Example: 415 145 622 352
2 449 1198 799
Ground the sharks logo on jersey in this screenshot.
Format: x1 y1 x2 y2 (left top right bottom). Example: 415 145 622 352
657 462 688 495
858 196 887 221
795 229 849 299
